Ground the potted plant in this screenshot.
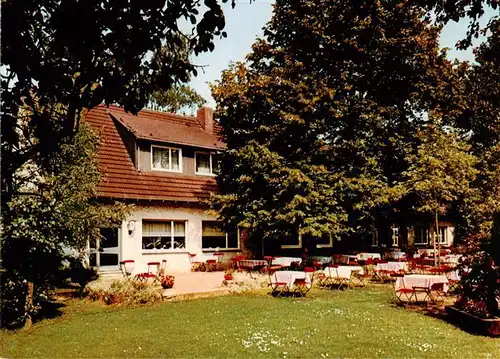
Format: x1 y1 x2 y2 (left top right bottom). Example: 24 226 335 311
224 269 234 281
446 213 500 336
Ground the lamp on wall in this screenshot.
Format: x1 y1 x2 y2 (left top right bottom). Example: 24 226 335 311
127 220 136 235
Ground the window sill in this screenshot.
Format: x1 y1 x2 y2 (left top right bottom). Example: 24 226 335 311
151 168 183 173
195 172 217 177
202 248 240 252
142 250 188 255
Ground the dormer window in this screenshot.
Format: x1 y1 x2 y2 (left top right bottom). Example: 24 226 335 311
151 145 182 172
195 152 218 176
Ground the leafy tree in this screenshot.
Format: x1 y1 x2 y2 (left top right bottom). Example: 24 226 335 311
1 0 234 327
399 124 477 266
211 1 460 248
412 0 499 48
148 84 206 114
1 106 128 328
1 0 232 207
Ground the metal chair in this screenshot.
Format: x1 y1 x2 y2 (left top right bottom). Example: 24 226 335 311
188 253 204 272
293 267 315 297
119 260 135 280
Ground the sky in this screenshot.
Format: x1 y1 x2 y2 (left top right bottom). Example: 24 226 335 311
189 1 498 108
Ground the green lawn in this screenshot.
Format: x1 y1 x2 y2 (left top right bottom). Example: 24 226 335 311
1 287 499 358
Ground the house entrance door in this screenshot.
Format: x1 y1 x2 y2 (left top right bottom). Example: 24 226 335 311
89 228 120 271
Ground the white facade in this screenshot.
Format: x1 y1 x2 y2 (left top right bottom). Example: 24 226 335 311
99 203 236 272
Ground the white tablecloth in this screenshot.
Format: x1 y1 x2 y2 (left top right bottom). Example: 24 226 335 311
357 253 381 261
323 265 363 279
395 274 449 292
442 255 461 264
383 251 406 260
334 254 358 264
310 256 332 265
271 270 311 288
375 262 408 272
271 257 302 267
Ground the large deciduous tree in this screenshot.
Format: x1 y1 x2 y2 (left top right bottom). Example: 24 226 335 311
1 0 231 207
399 125 477 266
211 0 460 247
1 0 235 328
148 84 206 114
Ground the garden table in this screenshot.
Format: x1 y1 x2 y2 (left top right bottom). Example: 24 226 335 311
322 265 363 289
238 259 268 274
375 262 408 272
357 253 381 261
383 251 406 260
309 256 332 266
442 254 462 265
395 274 449 302
270 270 311 289
271 257 302 267
334 254 358 265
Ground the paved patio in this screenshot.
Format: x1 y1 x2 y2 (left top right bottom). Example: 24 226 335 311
89 271 269 300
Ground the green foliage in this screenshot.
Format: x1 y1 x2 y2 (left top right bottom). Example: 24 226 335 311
211 1 461 243
2 290 500 357
85 280 162 305
413 0 499 49
400 125 478 217
1 0 231 206
148 84 206 115
1 118 128 328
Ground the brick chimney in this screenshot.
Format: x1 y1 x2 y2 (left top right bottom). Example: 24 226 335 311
197 106 213 134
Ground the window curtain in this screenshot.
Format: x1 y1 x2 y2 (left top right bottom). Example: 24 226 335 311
196 153 211 173
143 221 171 236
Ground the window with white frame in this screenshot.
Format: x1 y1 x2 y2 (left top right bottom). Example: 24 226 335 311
392 226 399 246
414 227 429 245
438 227 448 245
201 221 239 250
195 152 218 175
151 145 182 172
372 229 379 247
281 233 302 249
142 220 186 250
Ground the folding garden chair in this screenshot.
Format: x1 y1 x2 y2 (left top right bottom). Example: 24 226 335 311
214 252 225 270
391 274 416 303
206 259 217 272
331 265 349 290
293 267 315 297
135 261 161 284
351 269 371 287
188 253 204 272
269 271 289 297
425 282 446 304
119 260 135 280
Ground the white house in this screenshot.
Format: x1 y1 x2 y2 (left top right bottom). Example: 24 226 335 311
85 104 239 273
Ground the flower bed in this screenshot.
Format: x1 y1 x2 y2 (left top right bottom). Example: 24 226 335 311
446 305 500 336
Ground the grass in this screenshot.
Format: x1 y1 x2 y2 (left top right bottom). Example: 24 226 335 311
1 286 499 358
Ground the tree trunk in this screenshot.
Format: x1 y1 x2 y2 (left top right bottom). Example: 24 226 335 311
24 281 34 330
432 211 437 267
435 210 440 267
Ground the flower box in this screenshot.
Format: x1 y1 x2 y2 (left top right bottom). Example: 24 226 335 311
446 306 500 336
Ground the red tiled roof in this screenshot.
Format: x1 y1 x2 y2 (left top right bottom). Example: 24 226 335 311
84 104 218 202
108 107 225 150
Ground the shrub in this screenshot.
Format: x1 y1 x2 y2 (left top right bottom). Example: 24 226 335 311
85 280 162 305
67 259 98 287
